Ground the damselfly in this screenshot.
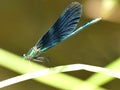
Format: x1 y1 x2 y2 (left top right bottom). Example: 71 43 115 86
23 2 101 61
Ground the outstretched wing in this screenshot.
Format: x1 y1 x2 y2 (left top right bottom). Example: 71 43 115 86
35 2 82 52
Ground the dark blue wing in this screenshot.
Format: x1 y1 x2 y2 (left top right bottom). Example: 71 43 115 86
35 2 82 52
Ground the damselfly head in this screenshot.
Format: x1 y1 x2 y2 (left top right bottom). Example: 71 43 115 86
23 46 41 60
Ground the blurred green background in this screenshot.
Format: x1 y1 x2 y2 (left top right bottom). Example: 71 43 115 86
0 0 120 90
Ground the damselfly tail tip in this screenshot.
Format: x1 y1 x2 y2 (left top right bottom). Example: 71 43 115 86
90 17 102 24
94 17 102 22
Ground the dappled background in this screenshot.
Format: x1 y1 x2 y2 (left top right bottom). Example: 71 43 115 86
0 0 120 90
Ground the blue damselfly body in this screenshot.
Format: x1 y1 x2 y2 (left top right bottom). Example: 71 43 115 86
23 2 101 61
